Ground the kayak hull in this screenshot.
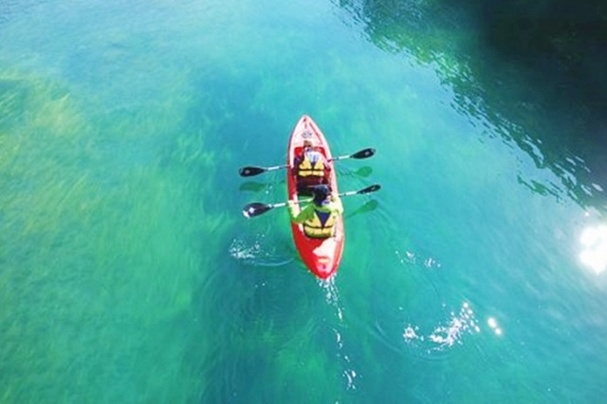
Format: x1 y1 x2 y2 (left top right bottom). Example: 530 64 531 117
287 115 344 279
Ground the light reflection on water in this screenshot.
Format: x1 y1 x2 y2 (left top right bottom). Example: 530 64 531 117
402 301 486 353
579 223 607 274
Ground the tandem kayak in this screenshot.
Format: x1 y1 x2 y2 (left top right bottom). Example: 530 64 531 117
287 115 344 279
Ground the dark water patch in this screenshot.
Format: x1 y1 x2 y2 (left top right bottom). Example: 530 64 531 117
470 1 607 110
335 0 607 213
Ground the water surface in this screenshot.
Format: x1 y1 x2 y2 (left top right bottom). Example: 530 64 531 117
1 0 606 402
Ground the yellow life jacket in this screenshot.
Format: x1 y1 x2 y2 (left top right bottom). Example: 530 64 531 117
304 209 336 238
298 150 325 177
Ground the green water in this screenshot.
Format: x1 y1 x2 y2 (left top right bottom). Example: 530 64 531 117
1 0 606 402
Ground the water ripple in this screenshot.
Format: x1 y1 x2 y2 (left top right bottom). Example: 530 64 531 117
228 234 293 267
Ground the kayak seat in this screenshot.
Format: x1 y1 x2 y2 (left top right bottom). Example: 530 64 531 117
293 146 329 196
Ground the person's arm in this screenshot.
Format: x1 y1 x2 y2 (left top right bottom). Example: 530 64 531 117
289 202 315 224
324 156 332 174
331 195 343 215
292 155 304 176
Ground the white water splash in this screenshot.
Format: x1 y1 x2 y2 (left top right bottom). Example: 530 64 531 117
318 277 344 321
429 302 480 348
403 302 482 351
228 235 293 267
395 249 442 270
318 278 357 390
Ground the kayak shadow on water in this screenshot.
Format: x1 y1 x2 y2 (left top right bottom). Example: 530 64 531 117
238 179 286 193
353 166 373 178
345 199 379 219
338 165 374 179
238 181 267 193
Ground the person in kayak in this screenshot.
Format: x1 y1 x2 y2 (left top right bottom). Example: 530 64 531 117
292 138 331 195
289 184 343 238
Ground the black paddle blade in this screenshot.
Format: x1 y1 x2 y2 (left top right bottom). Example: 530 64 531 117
358 184 381 194
239 166 266 177
242 202 273 218
351 148 376 159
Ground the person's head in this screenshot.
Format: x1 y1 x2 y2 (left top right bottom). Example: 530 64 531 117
312 184 330 206
303 139 315 149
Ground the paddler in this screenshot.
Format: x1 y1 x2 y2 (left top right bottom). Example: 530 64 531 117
291 138 331 195
289 184 343 238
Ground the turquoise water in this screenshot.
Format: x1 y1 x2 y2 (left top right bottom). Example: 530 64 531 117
1 0 606 402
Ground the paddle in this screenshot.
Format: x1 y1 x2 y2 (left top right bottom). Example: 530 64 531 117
242 184 381 218
238 147 376 177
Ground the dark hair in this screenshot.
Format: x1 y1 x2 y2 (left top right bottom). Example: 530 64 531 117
312 185 330 205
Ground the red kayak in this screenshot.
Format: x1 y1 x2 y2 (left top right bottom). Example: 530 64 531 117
287 115 344 279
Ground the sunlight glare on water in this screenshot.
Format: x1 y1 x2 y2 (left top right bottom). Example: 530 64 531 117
402 302 483 352
579 223 607 274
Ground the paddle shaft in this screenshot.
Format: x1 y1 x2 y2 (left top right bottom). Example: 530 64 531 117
271 188 375 209
239 147 375 177
242 184 381 218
